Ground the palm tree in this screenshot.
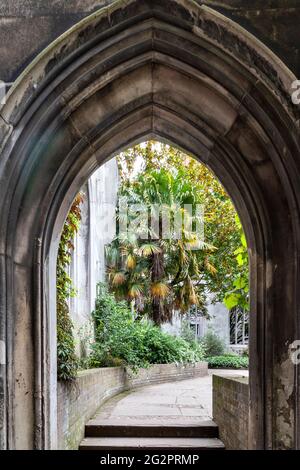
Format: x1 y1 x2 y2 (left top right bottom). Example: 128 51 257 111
106 167 216 325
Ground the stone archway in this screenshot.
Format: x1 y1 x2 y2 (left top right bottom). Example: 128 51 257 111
0 0 299 450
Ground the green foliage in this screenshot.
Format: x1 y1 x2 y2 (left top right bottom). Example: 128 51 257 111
223 216 249 311
207 355 249 369
117 142 246 305
57 194 83 381
109 141 249 325
87 284 205 370
200 331 225 357
108 165 213 324
57 300 78 381
180 320 198 344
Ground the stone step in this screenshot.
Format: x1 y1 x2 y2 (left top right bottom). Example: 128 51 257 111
79 437 225 450
85 420 219 438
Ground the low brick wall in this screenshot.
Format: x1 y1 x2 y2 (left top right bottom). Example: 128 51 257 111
213 374 249 450
57 362 208 449
57 367 126 450
126 362 208 389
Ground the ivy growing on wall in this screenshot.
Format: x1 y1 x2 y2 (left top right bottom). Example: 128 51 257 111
57 193 83 381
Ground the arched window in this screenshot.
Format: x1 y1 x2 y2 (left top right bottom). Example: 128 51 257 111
230 307 249 346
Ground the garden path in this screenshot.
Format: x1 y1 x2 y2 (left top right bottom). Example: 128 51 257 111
91 369 249 426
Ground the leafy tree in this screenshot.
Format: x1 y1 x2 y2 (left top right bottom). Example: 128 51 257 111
107 166 216 324
107 141 249 324
223 216 249 311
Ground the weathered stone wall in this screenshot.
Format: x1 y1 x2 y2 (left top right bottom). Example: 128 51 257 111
162 299 231 349
57 362 208 450
0 0 299 83
206 297 230 348
69 158 119 357
213 374 249 449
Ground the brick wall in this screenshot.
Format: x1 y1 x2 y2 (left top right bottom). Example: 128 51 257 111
57 362 208 449
126 362 207 389
213 374 249 450
57 367 126 450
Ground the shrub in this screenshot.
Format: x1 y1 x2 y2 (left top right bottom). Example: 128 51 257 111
86 284 205 370
142 326 205 365
180 319 197 344
200 331 225 357
207 355 248 369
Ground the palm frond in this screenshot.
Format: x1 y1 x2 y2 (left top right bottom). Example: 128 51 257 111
112 271 127 286
150 282 170 299
128 284 143 300
126 254 136 270
205 257 218 275
138 243 161 257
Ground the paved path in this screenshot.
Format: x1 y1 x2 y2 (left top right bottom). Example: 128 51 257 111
91 369 248 426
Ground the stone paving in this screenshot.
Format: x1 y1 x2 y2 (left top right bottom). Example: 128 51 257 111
91 369 249 426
